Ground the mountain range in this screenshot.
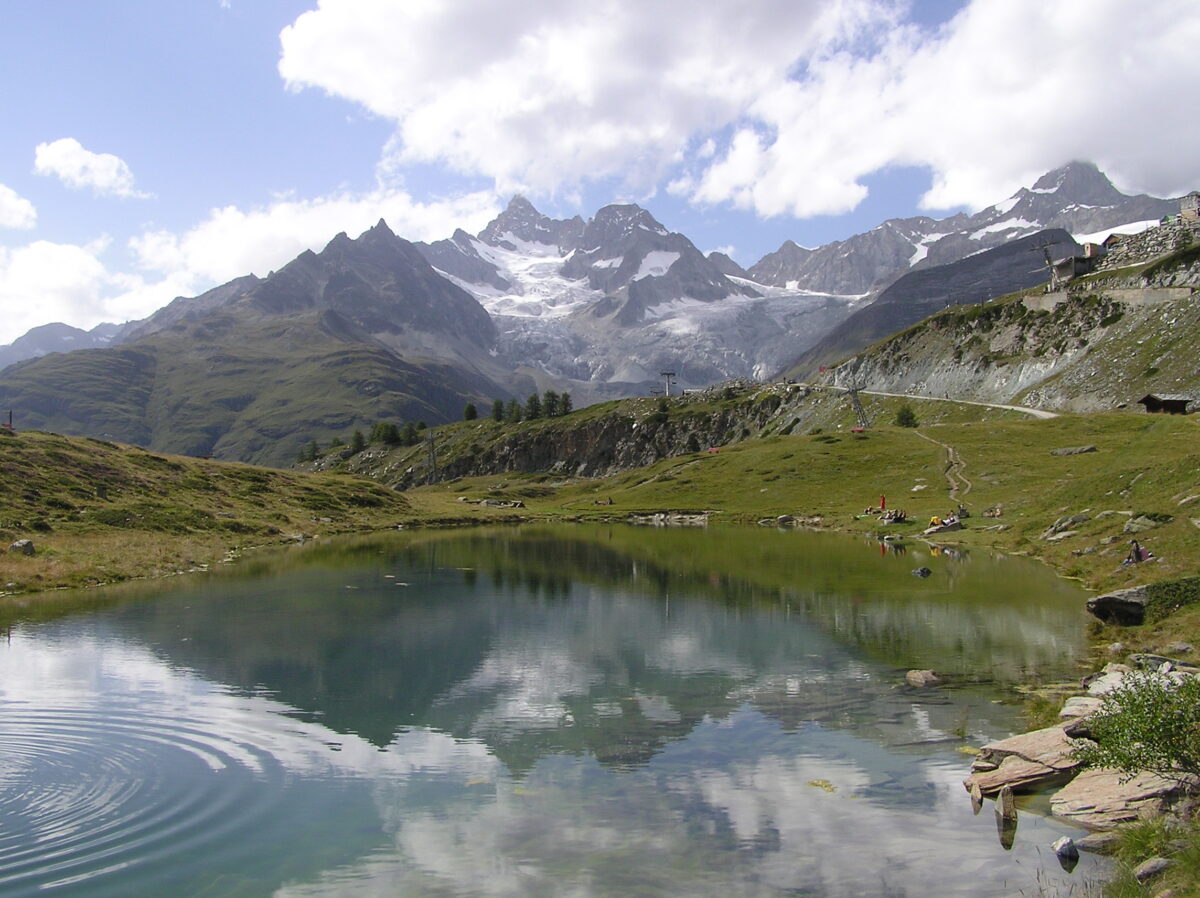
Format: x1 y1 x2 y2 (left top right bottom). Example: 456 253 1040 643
0 161 1184 465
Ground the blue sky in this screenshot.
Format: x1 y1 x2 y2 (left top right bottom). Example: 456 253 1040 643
1 0 1198 344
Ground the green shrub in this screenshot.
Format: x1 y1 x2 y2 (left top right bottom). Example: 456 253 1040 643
1145 576 1200 623
894 405 919 428
1071 672 1200 785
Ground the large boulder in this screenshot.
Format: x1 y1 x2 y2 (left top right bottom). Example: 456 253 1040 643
1087 586 1150 625
8 539 34 556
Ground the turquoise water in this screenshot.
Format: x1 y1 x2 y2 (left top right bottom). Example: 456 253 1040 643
0 525 1106 896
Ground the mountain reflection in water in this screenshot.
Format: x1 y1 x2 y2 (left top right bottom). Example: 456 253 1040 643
0 525 1104 897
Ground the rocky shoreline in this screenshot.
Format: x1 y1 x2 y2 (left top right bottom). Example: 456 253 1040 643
961 646 1200 850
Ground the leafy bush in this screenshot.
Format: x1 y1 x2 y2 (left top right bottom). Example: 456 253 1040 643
894 405 919 428
1145 576 1200 623
1071 672 1200 785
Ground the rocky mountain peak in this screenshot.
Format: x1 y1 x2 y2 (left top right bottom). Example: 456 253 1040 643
579 204 669 253
1031 161 1124 206
243 222 496 351
478 196 584 251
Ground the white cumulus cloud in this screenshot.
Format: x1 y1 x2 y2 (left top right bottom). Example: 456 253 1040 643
129 185 500 285
0 184 37 229
278 0 1200 219
0 240 113 340
278 0 878 197
34 137 150 199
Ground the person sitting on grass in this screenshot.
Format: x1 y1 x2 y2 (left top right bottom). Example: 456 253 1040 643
1124 539 1154 565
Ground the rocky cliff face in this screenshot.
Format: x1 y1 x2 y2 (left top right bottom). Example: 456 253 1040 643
787 229 1082 378
825 244 1200 412
332 382 827 488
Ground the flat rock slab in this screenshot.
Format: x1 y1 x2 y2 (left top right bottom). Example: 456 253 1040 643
965 754 1077 795
1050 768 1184 829
1059 696 1105 720
964 726 1083 795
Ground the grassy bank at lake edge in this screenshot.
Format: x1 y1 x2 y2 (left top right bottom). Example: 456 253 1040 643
4 410 1197 644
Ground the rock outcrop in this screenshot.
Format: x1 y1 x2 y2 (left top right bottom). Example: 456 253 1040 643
964 725 1085 795
1087 587 1151 625
1050 768 1187 829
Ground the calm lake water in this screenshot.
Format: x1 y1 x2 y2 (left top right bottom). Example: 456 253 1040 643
0 525 1106 896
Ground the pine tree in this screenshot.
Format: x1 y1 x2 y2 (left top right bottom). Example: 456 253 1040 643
525 392 542 419
399 422 420 446
491 399 504 422
298 439 319 462
560 392 573 415
464 403 478 421
505 399 522 423
542 390 560 417
350 429 367 453
370 421 399 444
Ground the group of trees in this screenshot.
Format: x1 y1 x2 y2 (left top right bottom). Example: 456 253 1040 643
297 419 428 462
298 388 577 464
486 390 573 424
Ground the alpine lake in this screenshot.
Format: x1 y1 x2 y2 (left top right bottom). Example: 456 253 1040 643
0 524 1109 897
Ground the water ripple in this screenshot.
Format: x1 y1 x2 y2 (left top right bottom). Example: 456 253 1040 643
0 700 288 894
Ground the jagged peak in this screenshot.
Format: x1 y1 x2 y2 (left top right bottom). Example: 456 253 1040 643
1030 161 1123 205
365 218 395 236
505 194 540 215
587 203 670 239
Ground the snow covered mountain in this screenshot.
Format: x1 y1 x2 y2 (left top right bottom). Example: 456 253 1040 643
748 162 1177 295
0 162 1181 397
416 199 864 391
407 162 1180 395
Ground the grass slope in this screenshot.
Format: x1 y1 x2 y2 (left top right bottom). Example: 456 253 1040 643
0 428 414 593
389 407 1199 594
0 311 501 467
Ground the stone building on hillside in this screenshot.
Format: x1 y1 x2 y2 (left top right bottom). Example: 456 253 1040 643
1137 393 1196 414
1182 191 1200 222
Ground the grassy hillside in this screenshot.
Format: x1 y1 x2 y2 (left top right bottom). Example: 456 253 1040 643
306 392 1200 595
0 428 419 594
0 311 502 468
431 415 1197 592
4 388 1197 602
